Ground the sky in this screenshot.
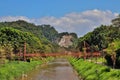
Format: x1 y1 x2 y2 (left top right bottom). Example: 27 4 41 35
0 0 120 37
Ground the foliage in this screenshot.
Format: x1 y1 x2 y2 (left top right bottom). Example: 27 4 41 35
0 46 6 63
77 25 120 51
0 20 44 40
68 57 120 80
0 20 59 43
0 20 75 53
0 27 44 54
77 16 120 68
58 32 78 52
105 40 120 68
0 57 54 80
87 57 107 64
40 24 58 42
112 14 120 27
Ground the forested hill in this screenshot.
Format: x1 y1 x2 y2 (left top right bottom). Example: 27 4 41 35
77 25 120 52
0 20 78 54
0 20 58 42
77 15 120 68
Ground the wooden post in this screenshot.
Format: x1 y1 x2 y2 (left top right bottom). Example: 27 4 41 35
84 41 86 58
23 42 26 61
84 41 86 60
79 52 81 58
19 48 22 61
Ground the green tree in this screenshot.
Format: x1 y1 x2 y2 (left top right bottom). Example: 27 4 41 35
105 40 120 68
0 46 6 63
0 20 61 53
3 43 14 61
112 14 120 27
0 27 43 53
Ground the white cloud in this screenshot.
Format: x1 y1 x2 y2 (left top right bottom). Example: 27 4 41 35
0 16 31 22
0 9 118 37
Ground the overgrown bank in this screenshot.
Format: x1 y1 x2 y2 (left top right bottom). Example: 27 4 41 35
68 57 120 80
0 57 54 80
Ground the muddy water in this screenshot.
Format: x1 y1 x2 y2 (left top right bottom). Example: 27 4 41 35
22 58 79 80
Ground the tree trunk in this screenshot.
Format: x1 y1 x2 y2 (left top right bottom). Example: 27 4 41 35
111 54 116 69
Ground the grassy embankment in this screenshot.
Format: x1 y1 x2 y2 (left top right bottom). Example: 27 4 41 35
68 57 120 80
86 57 107 64
0 57 54 80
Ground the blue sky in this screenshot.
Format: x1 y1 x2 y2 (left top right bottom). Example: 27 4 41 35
0 0 120 36
0 0 120 18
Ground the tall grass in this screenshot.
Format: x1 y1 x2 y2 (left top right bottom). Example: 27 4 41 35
0 57 54 80
68 57 120 80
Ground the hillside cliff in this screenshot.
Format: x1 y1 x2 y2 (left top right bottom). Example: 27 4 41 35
58 35 73 48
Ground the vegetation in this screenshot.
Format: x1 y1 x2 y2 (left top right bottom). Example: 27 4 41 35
0 20 61 52
0 20 44 40
0 14 120 80
0 20 78 54
41 24 58 42
86 57 107 64
77 25 120 51
68 57 120 80
104 40 120 68
58 32 78 52
0 27 43 53
0 57 54 80
0 20 59 43
77 15 120 68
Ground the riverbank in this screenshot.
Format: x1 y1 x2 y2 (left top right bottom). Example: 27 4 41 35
68 57 120 80
0 57 54 80
20 58 80 80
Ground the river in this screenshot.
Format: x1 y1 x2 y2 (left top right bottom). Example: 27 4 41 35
21 58 80 80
